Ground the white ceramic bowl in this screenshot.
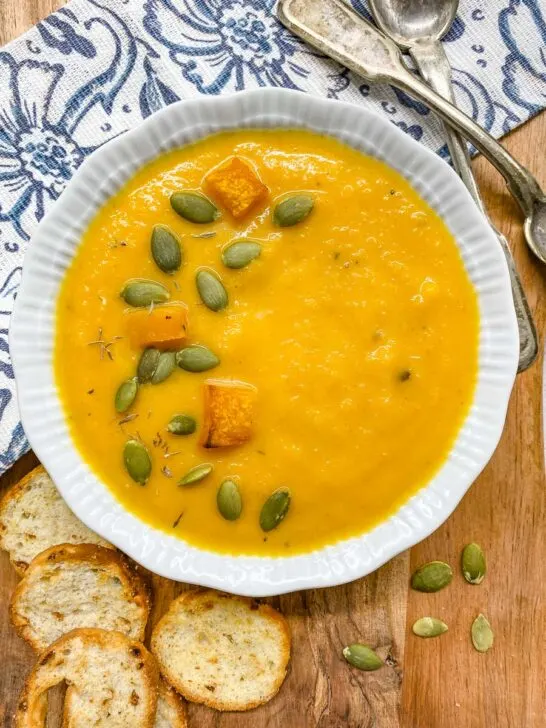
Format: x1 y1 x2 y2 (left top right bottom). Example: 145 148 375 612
10 89 518 596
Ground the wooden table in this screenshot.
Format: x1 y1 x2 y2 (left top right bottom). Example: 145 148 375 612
1 3 544 727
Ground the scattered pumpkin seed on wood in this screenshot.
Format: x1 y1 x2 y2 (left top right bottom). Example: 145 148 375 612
115 377 138 413
412 617 448 638
411 561 453 593
273 193 314 227
124 439 151 485
259 487 291 532
151 351 176 384
342 644 383 671
151 224 182 274
167 414 197 436
196 269 228 312
120 279 170 307
462 543 486 585
222 240 262 269
137 347 160 383
179 463 213 486
176 345 219 372
471 614 494 653
217 479 243 521
170 191 219 224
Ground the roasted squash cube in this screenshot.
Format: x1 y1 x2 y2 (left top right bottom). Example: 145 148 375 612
201 379 257 448
126 302 189 350
205 157 268 219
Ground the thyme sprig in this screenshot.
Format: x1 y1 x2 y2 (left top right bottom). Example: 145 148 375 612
87 328 123 360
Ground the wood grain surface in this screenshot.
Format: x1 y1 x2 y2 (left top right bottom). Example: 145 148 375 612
0 3 544 728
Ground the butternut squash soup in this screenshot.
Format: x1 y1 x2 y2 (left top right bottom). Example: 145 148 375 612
55 130 479 556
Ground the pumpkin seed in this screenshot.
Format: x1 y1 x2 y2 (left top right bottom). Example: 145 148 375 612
176 345 219 372
412 617 448 638
259 487 291 532
167 414 197 436
115 377 138 414
342 644 383 671
411 561 453 593
217 479 243 521
196 269 228 312
179 463 213 487
137 348 160 383
273 193 314 227
462 543 486 585
222 240 262 269
123 439 151 485
151 351 176 384
151 224 182 274
471 614 494 653
120 279 170 307
170 191 219 224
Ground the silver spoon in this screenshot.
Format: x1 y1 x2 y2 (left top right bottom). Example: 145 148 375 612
368 0 537 370
277 0 546 268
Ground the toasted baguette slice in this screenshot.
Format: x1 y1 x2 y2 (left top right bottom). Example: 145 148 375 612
0 466 111 575
15 628 158 728
155 680 188 728
10 544 151 652
151 589 291 711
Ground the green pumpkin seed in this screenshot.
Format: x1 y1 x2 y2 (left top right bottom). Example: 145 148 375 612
151 224 182 274
123 439 152 485
222 240 262 269
170 191 219 224
411 561 453 593
167 414 197 436
273 193 314 227
196 270 228 312
137 348 160 383
151 351 176 384
462 543 486 585
412 617 448 638
342 644 383 671
179 463 213 487
176 345 219 373
120 279 170 307
471 614 494 653
217 479 243 521
115 377 138 414
259 487 291 532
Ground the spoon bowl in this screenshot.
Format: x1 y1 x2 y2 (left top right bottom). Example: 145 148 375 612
526 200 546 261
370 0 458 48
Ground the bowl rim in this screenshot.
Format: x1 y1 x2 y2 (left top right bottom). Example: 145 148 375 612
10 88 518 596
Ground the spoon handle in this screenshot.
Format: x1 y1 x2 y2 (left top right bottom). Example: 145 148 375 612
410 40 537 372
277 0 545 220
409 41 482 207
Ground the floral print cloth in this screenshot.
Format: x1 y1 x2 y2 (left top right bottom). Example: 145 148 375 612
0 0 545 473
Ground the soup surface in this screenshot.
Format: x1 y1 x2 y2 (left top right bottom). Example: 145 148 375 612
55 129 479 556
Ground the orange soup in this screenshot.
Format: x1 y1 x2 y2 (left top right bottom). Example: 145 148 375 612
55 129 479 556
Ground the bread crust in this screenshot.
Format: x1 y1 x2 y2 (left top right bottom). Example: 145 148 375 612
151 588 291 711
10 544 151 652
156 680 188 728
15 628 159 728
0 465 111 575
0 466 46 574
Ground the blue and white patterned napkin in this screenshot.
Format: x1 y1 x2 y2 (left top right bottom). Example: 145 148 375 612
0 0 545 474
